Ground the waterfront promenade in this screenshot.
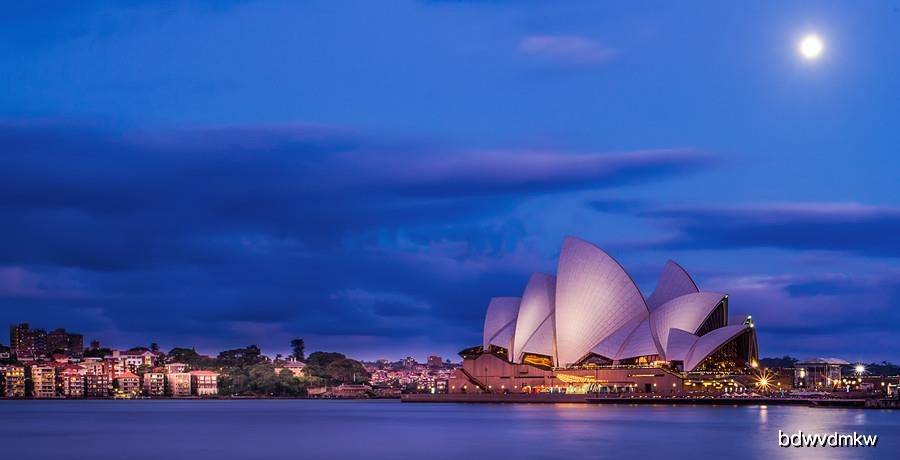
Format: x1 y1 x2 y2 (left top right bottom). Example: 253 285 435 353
401 393 882 408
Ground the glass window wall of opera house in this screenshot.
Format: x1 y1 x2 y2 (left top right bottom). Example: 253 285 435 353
449 236 760 395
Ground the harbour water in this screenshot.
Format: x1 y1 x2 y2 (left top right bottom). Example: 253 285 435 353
1 400 897 459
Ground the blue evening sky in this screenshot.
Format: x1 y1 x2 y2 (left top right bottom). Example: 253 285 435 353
1 1 899 362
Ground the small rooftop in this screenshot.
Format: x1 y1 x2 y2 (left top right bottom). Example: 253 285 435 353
189 370 219 376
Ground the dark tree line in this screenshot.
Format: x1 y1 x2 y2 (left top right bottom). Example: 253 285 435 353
207 341 370 397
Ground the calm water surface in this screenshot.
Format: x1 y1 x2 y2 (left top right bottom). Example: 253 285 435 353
1 400 897 459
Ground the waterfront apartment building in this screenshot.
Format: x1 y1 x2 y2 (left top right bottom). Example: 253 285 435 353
114 371 141 398
31 365 57 398
84 371 110 398
168 372 192 397
122 355 144 372
104 354 125 378
80 359 106 375
143 372 166 396
190 370 219 396
58 367 85 398
2 365 26 398
165 363 188 374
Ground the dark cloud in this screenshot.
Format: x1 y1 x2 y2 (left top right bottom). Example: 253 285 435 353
0 120 708 356
785 276 866 298
0 1 249 46
586 199 645 214
642 203 900 258
0 121 710 268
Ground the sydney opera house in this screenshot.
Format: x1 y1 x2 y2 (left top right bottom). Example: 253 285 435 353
449 236 759 394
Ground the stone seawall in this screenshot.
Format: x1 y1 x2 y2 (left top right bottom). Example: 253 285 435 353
401 393 587 403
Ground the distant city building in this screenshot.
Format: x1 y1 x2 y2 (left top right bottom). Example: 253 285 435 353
190 370 219 396
143 372 167 397
47 329 69 354
427 355 443 368
275 361 305 378
125 350 158 368
58 367 85 398
89 340 101 351
47 328 83 357
2 365 25 398
0 344 11 363
67 334 84 359
31 365 57 398
403 357 417 369
9 323 48 360
114 371 141 398
167 372 192 397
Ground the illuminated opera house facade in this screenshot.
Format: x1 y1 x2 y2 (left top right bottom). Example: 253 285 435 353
449 236 759 394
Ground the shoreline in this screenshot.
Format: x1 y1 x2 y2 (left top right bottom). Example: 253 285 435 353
401 393 898 408
3 395 898 409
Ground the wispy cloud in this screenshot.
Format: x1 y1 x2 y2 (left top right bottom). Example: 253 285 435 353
637 202 900 258
518 35 617 67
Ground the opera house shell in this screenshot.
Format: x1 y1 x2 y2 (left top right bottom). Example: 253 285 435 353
454 236 758 394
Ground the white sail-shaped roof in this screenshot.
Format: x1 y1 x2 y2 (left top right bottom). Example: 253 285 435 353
650 292 725 360
647 260 699 310
482 297 521 351
684 324 751 371
665 328 699 362
555 237 649 367
728 314 750 326
469 236 758 372
520 316 555 360
490 321 516 352
512 273 557 363
616 318 660 360
590 313 646 359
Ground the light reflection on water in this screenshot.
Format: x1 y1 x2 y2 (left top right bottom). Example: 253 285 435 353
0 400 897 459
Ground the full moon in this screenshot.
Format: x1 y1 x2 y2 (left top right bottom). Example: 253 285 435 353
799 34 824 59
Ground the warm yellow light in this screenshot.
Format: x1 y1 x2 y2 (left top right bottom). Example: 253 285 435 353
855 364 866 375
799 34 824 59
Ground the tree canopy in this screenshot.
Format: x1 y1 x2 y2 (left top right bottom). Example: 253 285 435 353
290 338 305 361
168 347 216 369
